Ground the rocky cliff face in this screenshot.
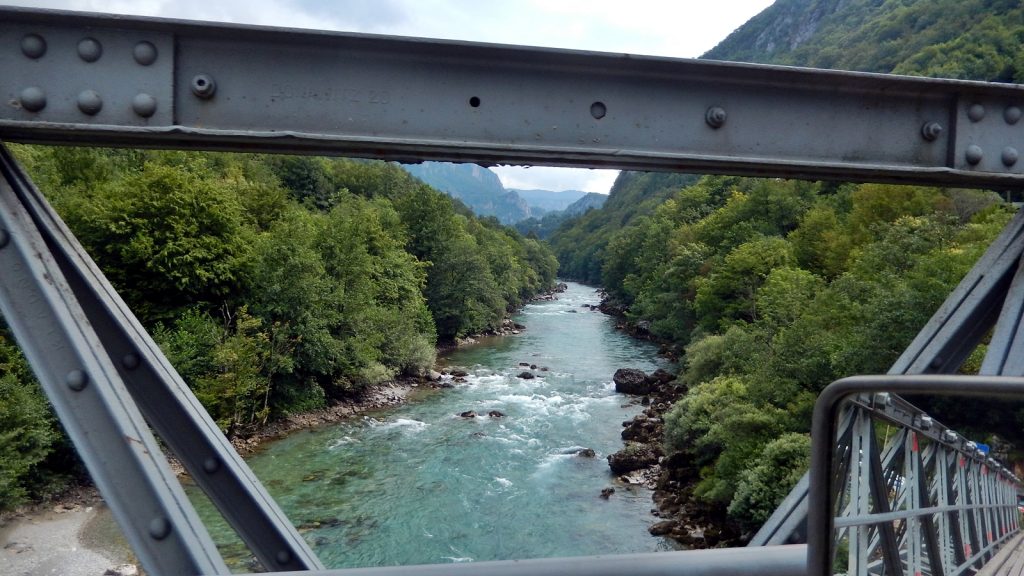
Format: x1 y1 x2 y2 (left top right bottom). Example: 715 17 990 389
704 0 850 63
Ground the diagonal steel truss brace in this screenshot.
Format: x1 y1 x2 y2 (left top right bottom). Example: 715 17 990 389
0 143 323 574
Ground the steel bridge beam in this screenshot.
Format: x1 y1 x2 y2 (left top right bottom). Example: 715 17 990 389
5 7 1024 576
3 7 1024 188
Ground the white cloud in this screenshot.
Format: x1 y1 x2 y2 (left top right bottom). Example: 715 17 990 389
490 166 618 194
7 0 774 192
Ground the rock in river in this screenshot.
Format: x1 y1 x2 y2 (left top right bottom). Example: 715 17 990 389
613 368 653 395
607 444 659 474
517 371 535 380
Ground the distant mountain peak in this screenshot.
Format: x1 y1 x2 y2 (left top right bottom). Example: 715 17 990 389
402 162 531 224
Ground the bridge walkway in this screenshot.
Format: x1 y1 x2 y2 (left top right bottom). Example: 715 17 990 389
979 534 1024 576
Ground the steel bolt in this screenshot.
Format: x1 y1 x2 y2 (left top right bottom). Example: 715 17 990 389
21 34 47 59
122 353 140 370
0 229 8 249
919 415 934 430
705 106 727 129
133 41 158 66
149 517 171 540
77 38 102 62
968 103 986 122
920 121 943 142
66 370 89 391
1003 147 1019 167
190 74 217 99
276 550 292 565
965 145 984 165
202 457 220 474
1006 106 1022 125
132 93 158 118
77 90 103 115
873 392 892 406
590 101 607 120
19 87 46 113
942 430 958 443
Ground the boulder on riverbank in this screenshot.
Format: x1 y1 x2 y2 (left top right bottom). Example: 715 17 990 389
613 368 653 394
607 443 659 475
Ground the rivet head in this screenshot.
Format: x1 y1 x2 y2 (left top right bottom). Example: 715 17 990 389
276 550 292 565
132 93 157 118
705 106 727 129
1006 106 1022 125
77 90 103 115
19 87 46 113
1003 147 1019 167
966 145 984 165
190 74 217 99
21 34 47 59
0 229 9 249
77 38 103 62
66 370 89 391
148 517 171 540
122 353 141 370
133 41 158 66
921 121 943 142
202 457 220 474
968 103 986 122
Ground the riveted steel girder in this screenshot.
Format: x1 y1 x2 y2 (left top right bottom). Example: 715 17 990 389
4 7 1024 188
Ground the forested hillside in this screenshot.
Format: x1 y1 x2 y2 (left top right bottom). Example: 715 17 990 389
549 0 1024 535
0 147 557 511
705 0 1024 81
402 162 533 224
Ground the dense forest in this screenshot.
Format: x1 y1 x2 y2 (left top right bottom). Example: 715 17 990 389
549 0 1024 531
0 147 557 511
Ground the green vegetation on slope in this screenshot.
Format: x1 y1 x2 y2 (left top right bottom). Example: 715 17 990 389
549 172 698 284
705 0 1024 82
0 147 557 511
549 0 1024 533
615 176 1012 530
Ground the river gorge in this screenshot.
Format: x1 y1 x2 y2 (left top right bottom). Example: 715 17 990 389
189 281 680 569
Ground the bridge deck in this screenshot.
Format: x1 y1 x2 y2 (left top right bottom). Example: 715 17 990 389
978 533 1024 576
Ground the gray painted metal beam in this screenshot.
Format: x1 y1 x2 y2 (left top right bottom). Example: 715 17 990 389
0 144 323 572
0 148 228 575
258 545 808 576
3 7 1024 188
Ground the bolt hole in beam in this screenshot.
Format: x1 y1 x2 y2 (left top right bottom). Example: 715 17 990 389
469 96 481 108
590 101 607 120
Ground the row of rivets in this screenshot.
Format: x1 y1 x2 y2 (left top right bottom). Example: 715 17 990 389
19 33 158 66
962 145 1019 167
966 103 1024 125
955 103 1023 167
58 355 236 550
17 87 158 118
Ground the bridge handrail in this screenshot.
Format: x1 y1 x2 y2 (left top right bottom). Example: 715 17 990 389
809 375 1024 576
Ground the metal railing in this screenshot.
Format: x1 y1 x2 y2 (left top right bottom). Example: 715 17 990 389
810 376 1024 576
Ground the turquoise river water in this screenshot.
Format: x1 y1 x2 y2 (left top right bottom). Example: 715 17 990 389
189 281 679 570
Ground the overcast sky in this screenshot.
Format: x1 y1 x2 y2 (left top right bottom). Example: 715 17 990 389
8 0 775 193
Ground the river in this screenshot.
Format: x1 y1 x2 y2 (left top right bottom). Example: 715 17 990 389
190 281 678 570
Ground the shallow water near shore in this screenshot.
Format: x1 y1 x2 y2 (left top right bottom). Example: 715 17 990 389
189 281 679 570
